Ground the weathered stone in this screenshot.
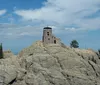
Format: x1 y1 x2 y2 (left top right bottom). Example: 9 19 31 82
1 41 100 85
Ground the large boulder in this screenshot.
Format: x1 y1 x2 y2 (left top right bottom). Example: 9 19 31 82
0 41 100 85
17 41 100 85
0 56 26 85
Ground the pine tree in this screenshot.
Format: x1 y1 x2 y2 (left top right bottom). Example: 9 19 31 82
98 49 100 54
0 43 3 59
70 40 79 48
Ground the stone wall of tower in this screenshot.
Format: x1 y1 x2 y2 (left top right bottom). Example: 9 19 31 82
42 27 53 44
42 27 60 44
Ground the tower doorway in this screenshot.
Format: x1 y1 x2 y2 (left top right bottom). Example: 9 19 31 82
54 40 56 44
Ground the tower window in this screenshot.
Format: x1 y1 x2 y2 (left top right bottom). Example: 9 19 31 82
48 38 50 40
47 32 49 36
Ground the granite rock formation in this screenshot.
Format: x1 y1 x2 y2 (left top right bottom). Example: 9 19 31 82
0 41 100 85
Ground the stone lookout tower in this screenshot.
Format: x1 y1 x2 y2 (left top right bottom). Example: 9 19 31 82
42 27 59 44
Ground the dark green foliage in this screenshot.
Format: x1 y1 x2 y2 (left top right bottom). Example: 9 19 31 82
70 40 79 48
0 43 3 59
98 49 100 54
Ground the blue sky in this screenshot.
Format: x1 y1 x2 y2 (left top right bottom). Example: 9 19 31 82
0 0 100 54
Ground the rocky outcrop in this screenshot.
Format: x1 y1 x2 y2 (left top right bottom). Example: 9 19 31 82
0 41 100 85
3 50 14 59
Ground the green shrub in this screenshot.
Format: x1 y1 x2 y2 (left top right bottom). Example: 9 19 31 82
70 40 79 48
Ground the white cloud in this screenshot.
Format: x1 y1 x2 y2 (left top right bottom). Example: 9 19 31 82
0 0 100 39
14 0 100 32
0 9 6 16
0 23 43 39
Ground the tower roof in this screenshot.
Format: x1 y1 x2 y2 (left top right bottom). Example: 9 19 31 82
44 27 52 29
